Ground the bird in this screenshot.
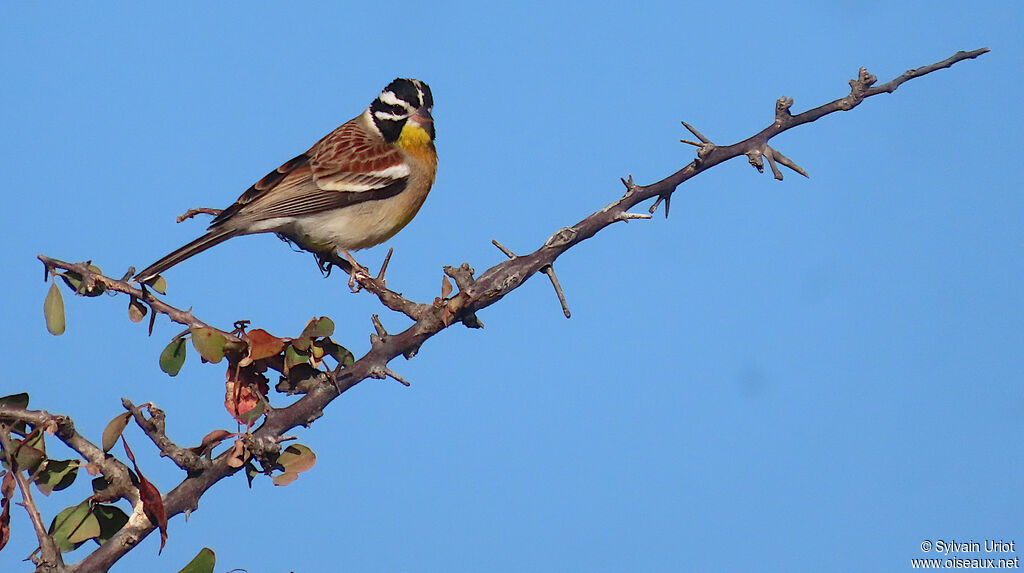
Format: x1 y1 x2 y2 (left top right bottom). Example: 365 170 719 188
134 77 436 287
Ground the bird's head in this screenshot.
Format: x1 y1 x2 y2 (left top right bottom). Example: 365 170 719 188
369 78 434 147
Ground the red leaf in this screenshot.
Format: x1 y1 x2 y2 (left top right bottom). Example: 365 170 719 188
245 328 287 361
0 470 12 551
121 438 168 554
0 496 10 552
224 381 264 425
138 475 167 554
1 470 13 500
224 365 269 425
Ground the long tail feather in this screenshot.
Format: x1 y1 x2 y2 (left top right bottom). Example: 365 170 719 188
135 228 238 282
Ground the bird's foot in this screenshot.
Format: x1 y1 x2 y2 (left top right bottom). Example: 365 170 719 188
340 249 369 293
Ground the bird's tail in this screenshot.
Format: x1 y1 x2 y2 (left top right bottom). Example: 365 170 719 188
134 227 238 283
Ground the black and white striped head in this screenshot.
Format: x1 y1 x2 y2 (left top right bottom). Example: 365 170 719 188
369 78 434 143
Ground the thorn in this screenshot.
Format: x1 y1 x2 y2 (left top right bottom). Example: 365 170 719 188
681 120 712 143
648 194 672 218
540 264 571 319
371 314 388 337
620 174 637 193
770 146 809 178
615 211 653 222
680 139 704 147
376 247 394 281
384 367 411 387
492 239 516 259
326 370 343 393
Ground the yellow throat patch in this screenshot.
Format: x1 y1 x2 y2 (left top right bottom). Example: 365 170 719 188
396 123 437 168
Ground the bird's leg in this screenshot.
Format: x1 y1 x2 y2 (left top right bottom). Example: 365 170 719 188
339 249 369 292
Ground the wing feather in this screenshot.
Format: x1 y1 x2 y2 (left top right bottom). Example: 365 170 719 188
210 118 408 229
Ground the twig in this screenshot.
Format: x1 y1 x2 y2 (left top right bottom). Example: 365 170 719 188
37 255 240 343
175 207 223 223
0 425 64 569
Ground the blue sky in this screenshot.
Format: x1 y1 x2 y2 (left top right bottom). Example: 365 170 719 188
3 2 1020 572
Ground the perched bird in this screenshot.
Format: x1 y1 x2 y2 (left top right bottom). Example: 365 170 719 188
134 77 436 285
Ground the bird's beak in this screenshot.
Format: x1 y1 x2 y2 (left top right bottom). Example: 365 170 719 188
411 106 433 125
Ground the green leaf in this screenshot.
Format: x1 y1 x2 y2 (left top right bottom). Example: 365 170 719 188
303 316 335 339
292 316 335 351
93 504 129 544
178 547 216 573
23 430 46 453
277 444 316 472
101 412 132 453
49 502 97 552
12 444 45 471
14 432 47 471
273 444 316 486
148 275 167 295
191 327 226 364
127 297 147 323
320 338 354 367
283 344 309 372
44 282 66 335
159 338 188 377
34 459 80 495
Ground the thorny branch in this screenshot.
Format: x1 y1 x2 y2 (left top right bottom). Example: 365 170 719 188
121 400 207 475
36 256 241 344
25 48 987 572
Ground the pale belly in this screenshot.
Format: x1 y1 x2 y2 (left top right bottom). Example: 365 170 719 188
249 185 430 253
